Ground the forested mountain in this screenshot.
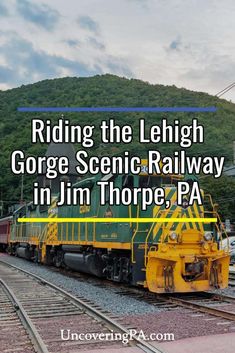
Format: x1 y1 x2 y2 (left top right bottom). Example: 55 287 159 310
0 74 235 219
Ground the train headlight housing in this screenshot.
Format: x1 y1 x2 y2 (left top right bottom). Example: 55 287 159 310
202 242 209 253
169 232 178 241
211 243 218 252
204 232 212 241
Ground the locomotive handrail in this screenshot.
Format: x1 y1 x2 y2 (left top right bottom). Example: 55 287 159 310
131 205 140 263
144 220 158 267
38 224 47 247
143 207 165 267
204 193 229 251
216 211 229 250
206 210 229 251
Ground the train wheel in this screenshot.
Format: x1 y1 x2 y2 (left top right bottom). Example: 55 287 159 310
54 250 64 268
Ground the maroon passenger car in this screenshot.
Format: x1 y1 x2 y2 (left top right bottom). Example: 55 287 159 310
0 216 12 251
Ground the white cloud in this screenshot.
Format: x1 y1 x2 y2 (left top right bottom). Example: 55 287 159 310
0 0 234 102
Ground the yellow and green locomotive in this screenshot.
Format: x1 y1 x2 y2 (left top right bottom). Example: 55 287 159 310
6 159 230 293
8 164 229 293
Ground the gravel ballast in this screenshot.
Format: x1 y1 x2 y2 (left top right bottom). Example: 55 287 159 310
0 254 162 315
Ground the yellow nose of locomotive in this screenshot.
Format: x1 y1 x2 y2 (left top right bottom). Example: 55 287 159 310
145 229 230 293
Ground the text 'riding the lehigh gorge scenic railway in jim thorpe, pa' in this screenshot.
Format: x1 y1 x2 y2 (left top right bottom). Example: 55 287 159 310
0 2 235 353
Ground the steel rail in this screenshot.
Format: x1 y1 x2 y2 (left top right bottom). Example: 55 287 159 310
211 293 235 303
0 278 49 353
167 296 235 321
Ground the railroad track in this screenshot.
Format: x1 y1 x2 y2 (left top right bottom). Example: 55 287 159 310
1 257 235 350
0 260 165 353
114 286 235 321
59 264 235 323
167 293 235 321
0 280 46 353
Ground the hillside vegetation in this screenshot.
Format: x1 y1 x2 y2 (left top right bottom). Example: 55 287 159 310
0 74 235 219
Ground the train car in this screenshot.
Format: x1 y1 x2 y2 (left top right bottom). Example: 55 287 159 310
7 165 230 293
0 216 12 251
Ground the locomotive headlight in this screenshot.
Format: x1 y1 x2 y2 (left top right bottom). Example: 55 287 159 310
204 232 212 241
211 243 218 252
202 242 209 253
169 232 178 241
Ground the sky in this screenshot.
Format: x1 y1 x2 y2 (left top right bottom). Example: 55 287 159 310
0 0 234 102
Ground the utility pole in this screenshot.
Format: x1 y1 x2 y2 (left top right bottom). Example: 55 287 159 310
233 141 235 165
0 200 3 217
20 174 24 203
0 190 3 217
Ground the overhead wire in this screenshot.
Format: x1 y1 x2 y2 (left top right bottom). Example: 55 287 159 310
216 82 235 98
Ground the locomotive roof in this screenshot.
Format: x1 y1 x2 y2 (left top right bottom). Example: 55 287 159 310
0 215 13 222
